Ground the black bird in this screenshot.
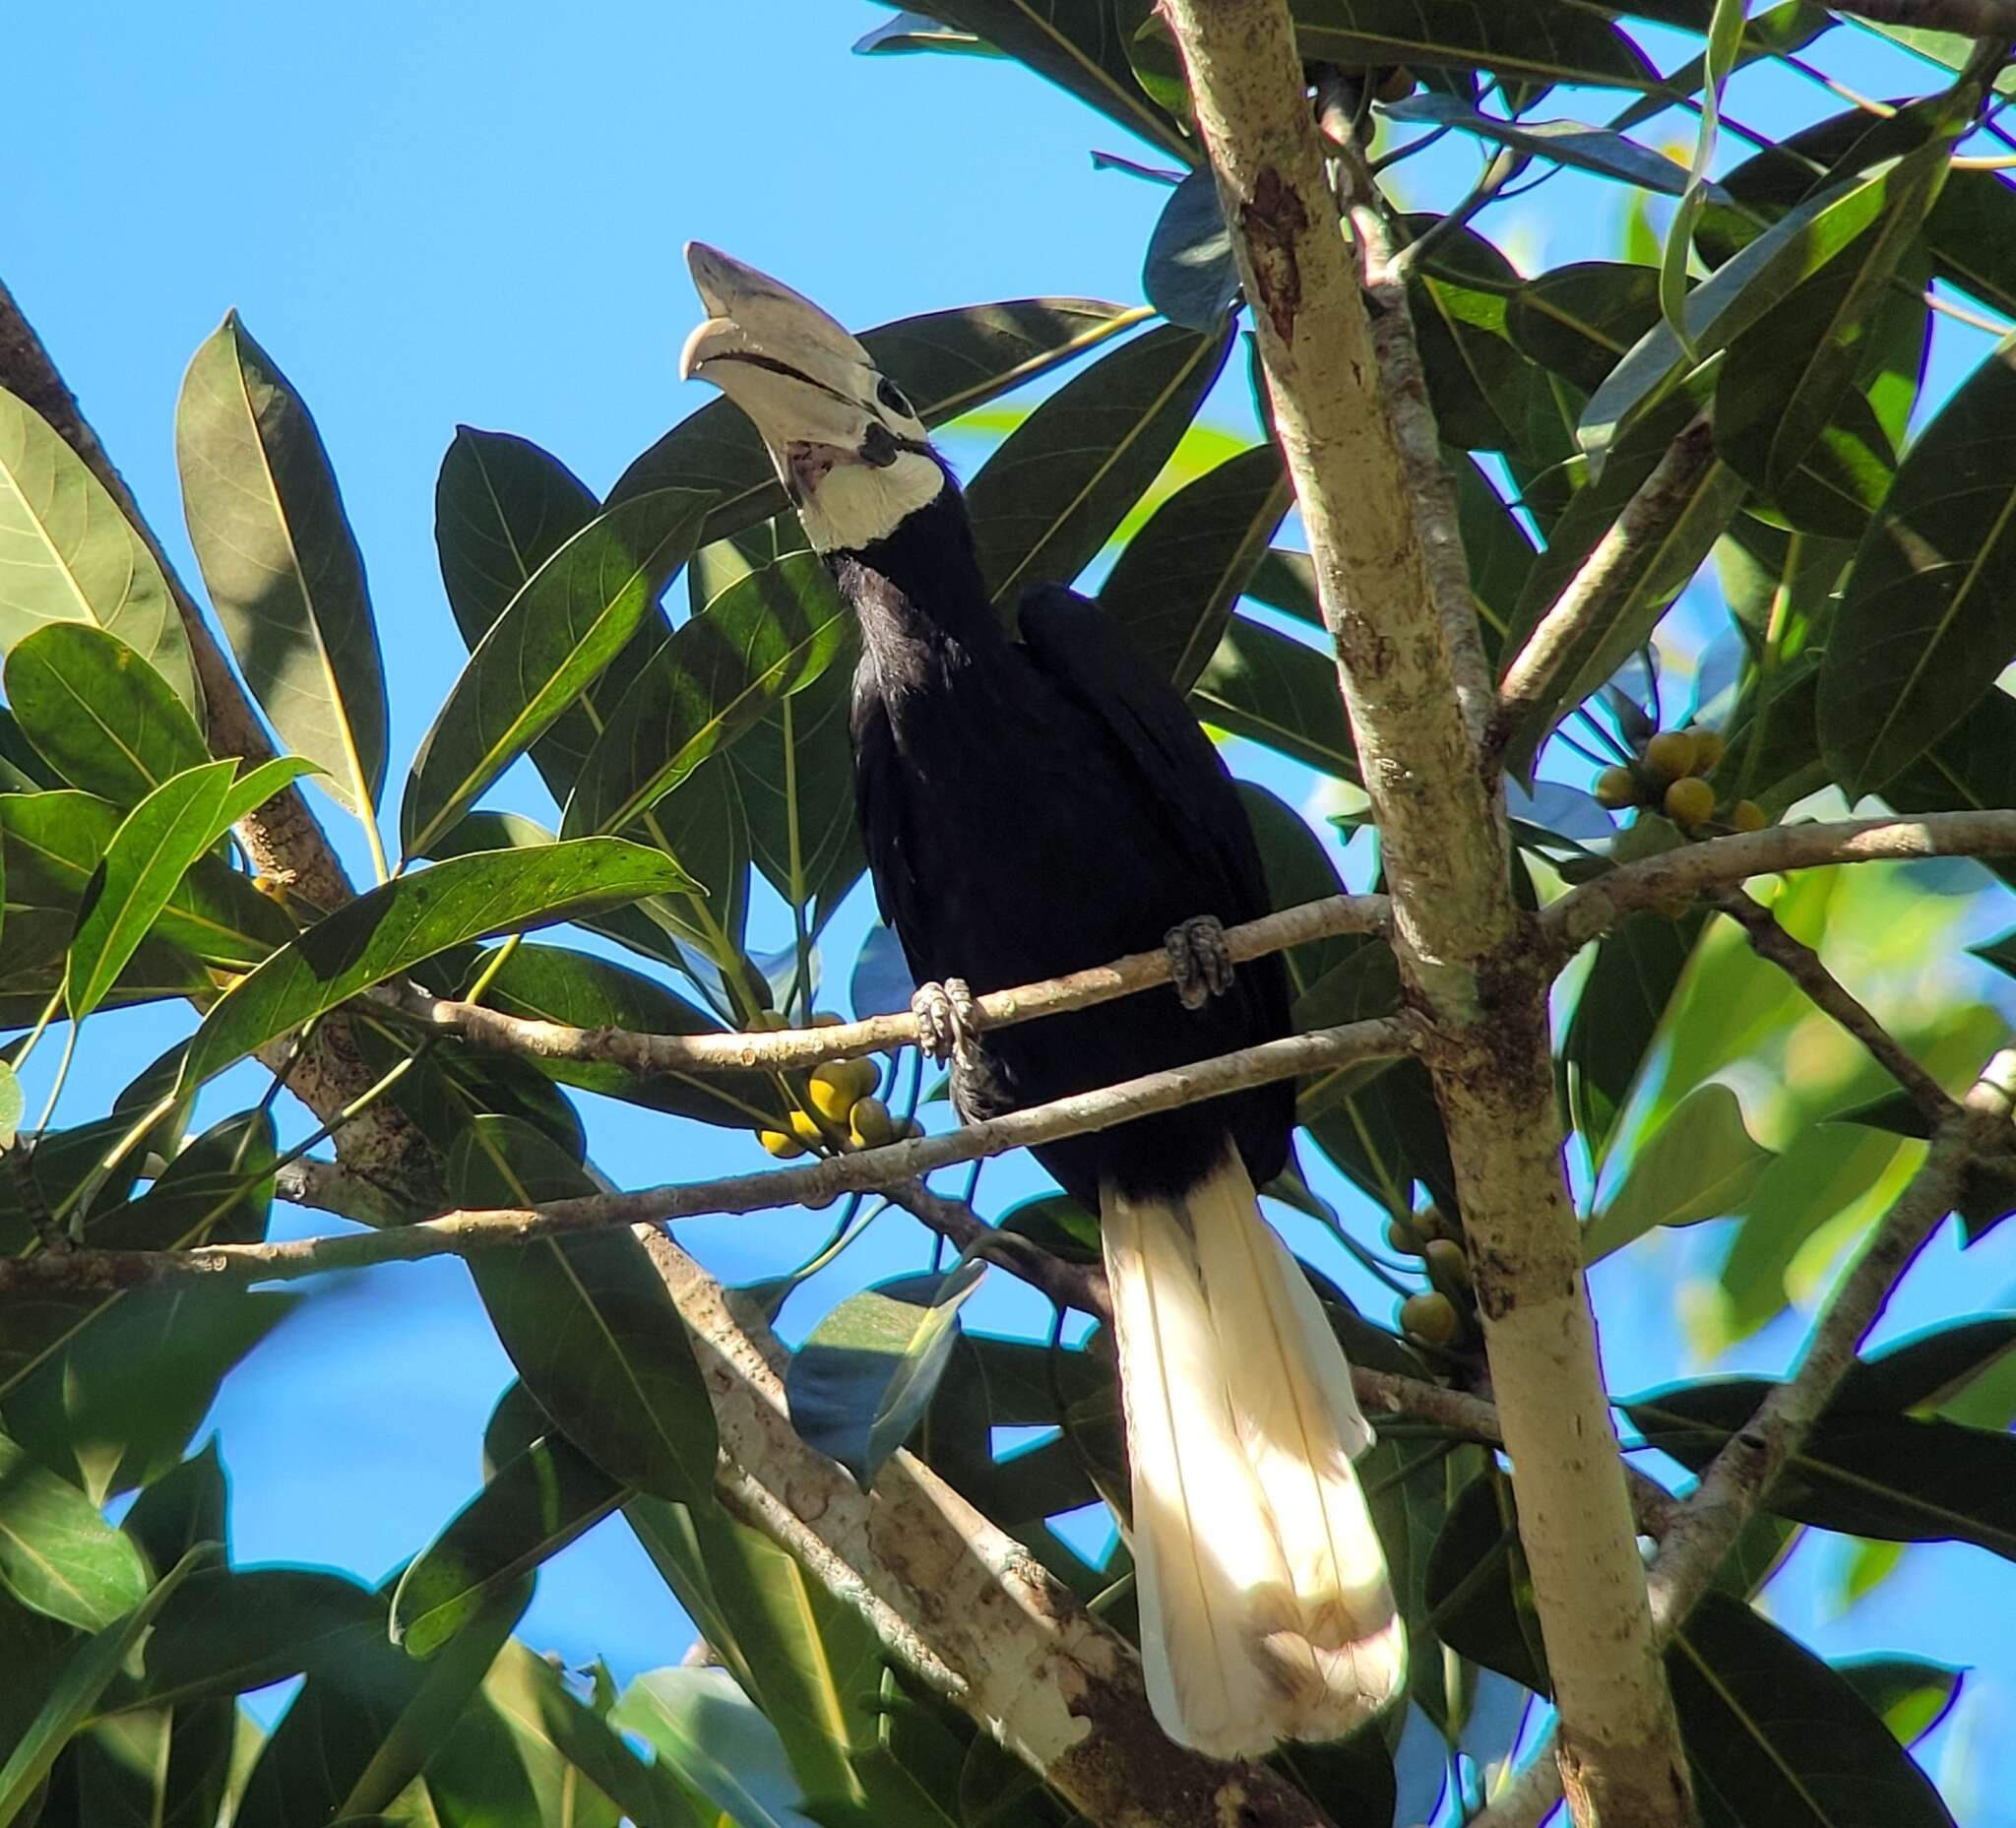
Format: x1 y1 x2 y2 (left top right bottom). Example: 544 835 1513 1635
681 245 1403 1759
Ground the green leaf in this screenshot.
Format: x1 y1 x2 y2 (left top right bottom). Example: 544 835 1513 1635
1669 1591 1956 1828
66 760 233 1017
0 1544 210 1828
122 1566 380 1710
478 1640 670 1828
1821 330 2016 793
854 11 1001 56
463 942 788 1130
1506 261 1664 396
1421 1469 1547 1693
1583 1083 1776 1262
0 1065 18 1151
1849 16 2016 97
610 1667 815 1828
232 1575 529 1828
1563 910 1709 1166
176 837 690 1090
75 1692 235 1828
435 427 599 646
785 1265 985 1488
0 1429 150 1630
1099 445 1290 691
1628 1380 2016 1560
560 554 849 840
1288 0 1657 90
0 1113 149 1258
1835 1655 1964 1749
391 1427 624 1659
0 387 199 715
4 623 210 808
402 488 714 859
0 788 296 977
1405 223 1537 456
448 1117 719 1503
610 299 1147 543
1190 615 1358 780
966 321 1234 609
176 312 387 819
1236 781 1355 998
1385 96 1694 195
120 1437 228 1572
1143 167 1237 332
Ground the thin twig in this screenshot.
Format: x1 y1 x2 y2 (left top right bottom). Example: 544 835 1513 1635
1713 889 1959 1127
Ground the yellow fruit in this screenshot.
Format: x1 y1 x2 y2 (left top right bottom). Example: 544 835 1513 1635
759 1128 805 1160
1664 776 1716 830
1642 730 1698 781
849 1097 897 1148
1732 798 1768 833
1690 729 1726 772
1424 1237 1471 1292
788 1108 825 1148
808 1058 879 1122
1401 1292 1462 1347
1594 766 1639 810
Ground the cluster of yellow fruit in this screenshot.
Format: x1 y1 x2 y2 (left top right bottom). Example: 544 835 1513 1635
751 1011 922 1159
1592 727 1766 835
1386 1205 1474 1349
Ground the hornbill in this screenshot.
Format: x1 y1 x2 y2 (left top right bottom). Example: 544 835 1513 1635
681 245 1404 1760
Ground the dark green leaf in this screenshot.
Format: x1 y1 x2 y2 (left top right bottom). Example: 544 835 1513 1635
1236 781 1354 997
462 942 788 1130
1100 446 1290 691
1289 0 1657 89
1847 1317 2016 1414
610 300 1147 543
1669 1591 1956 1828
560 554 849 840
1143 167 1237 332
177 838 691 1090
176 313 387 819
391 1428 623 1659
3 624 210 809
402 488 714 859
1563 909 1708 1166
1506 261 1663 396
786 1265 986 1487
120 1438 228 1574
1405 222 1537 455
0 1430 149 1630
448 1117 719 1503
122 1566 380 1709
1821 330 2016 793
76 1694 235 1828
435 427 599 649
0 388 199 714
1191 616 1358 780
1421 1469 1547 1692
1387 95 1693 194
1834 1655 1964 1749
0 1113 148 1259
966 322 1233 609
0 1545 210 1828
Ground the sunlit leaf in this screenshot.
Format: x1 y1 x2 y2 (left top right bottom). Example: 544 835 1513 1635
610 1666 818 1828
0 1430 150 1630
1836 1655 1964 1749
1583 1083 1776 1261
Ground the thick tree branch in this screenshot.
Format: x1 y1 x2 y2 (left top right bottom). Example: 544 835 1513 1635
1712 889 1959 1127
1546 810 2016 950
398 891 1391 1074
0 1015 1417 1292
1156 5 1692 1820
1489 416 1720 768
640 1229 1340 1828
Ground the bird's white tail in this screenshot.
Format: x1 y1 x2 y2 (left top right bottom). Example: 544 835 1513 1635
1102 1146 1406 1760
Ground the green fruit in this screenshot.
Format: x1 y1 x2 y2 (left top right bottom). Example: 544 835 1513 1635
849 1097 897 1149
1424 1237 1472 1292
1642 730 1698 781
1690 728 1726 772
1401 1292 1462 1347
1664 776 1715 830
1594 766 1639 810
1385 1218 1421 1254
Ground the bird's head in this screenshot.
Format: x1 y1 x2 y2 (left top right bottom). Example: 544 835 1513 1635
680 243 947 554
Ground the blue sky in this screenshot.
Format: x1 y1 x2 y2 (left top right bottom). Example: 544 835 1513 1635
10 4 2016 1821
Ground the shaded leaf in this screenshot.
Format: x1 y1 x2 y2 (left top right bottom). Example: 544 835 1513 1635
402 488 713 859
3 623 210 809
1405 222 1536 455
123 1567 381 1710
478 1640 670 1828
119 1437 228 1574
177 838 691 1090
610 1667 818 1828
448 1117 719 1503
1190 616 1358 780
176 313 387 818
434 427 598 650
1100 445 1290 691
1583 1083 1775 1262
966 321 1234 609
1835 1655 1964 1749
1422 1469 1546 1693
1563 909 1709 1166
1143 167 1237 332
1289 0 1657 90
1386 95 1693 194
786 1265 986 1487
1506 261 1663 396
0 387 198 713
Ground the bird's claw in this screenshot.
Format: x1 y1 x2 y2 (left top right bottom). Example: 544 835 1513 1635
912 977 982 1069
1166 915 1233 1012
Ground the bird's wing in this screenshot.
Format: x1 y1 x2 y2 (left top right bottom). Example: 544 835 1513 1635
849 683 932 976
1016 582 1278 935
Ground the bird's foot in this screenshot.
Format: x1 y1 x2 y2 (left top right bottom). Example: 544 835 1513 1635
1166 915 1234 1012
912 977 983 1071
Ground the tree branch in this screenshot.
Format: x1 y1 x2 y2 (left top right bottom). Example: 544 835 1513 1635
0 1014 1417 1292
1712 889 1958 1128
1489 416 1720 769
1546 810 2016 951
396 891 1391 1075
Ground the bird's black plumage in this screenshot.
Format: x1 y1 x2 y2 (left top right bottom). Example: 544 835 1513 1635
833 470 1293 1210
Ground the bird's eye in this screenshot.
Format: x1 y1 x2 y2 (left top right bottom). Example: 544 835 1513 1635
876 377 913 418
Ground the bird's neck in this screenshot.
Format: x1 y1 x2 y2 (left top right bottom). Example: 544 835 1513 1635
827 482 1009 695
